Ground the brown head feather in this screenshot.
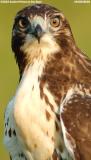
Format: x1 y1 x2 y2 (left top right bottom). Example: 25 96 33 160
12 4 91 92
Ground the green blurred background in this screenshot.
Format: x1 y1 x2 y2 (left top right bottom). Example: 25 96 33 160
0 0 91 159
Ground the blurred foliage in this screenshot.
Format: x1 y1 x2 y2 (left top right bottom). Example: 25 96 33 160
0 0 91 159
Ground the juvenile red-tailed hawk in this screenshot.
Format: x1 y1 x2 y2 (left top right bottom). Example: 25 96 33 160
4 4 91 160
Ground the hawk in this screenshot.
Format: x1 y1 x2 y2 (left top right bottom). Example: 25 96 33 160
4 3 91 160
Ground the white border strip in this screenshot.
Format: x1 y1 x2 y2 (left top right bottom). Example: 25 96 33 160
74 0 90 3
0 0 42 3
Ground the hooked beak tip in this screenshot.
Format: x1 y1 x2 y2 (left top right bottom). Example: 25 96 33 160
34 24 44 42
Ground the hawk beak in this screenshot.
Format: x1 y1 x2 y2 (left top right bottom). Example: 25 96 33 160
34 24 44 43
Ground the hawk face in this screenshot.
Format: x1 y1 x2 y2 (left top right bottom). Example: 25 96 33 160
12 4 74 77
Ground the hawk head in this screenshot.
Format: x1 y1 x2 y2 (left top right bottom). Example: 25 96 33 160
12 4 74 77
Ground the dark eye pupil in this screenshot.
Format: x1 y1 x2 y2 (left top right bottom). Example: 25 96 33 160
50 16 60 28
53 19 57 23
21 19 28 27
18 17 29 29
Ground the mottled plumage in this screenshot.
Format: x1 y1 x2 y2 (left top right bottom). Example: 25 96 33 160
4 3 91 160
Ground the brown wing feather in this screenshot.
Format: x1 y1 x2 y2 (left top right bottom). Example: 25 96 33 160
61 90 91 160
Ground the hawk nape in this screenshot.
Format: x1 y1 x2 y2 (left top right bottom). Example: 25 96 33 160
4 3 91 160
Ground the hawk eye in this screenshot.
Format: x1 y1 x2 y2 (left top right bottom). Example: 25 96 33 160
50 16 60 28
18 17 29 30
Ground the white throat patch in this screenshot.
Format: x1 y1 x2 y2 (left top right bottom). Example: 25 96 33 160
20 33 60 63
